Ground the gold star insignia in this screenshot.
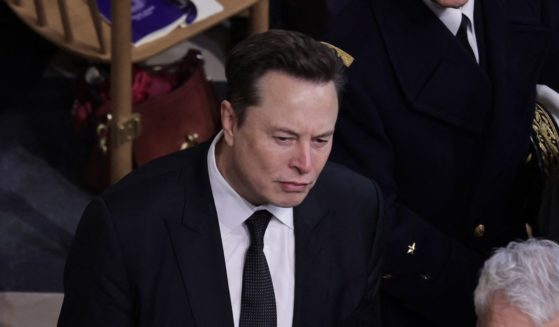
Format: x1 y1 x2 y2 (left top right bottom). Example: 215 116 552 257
407 242 416 255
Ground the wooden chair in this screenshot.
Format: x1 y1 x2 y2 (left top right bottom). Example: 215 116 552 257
6 0 269 184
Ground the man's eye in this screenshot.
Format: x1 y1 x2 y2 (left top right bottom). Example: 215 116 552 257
274 136 293 143
310 138 331 149
313 138 330 145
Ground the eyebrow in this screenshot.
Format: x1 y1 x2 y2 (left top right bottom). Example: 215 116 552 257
272 128 335 138
314 130 335 138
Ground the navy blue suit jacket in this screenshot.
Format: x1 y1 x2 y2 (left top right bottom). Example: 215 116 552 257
58 142 384 326
323 0 559 325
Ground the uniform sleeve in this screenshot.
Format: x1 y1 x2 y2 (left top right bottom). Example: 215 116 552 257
331 79 482 326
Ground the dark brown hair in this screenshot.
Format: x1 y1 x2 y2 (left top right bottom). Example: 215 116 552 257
225 29 345 125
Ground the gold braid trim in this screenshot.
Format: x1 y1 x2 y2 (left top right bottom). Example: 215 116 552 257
532 103 559 177
320 42 354 67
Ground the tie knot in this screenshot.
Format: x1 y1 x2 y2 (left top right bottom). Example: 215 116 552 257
245 210 272 247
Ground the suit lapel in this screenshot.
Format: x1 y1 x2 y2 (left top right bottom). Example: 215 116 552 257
292 189 333 327
165 145 234 327
373 0 492 135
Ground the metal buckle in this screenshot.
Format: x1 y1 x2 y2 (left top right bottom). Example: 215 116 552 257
112 113 142 148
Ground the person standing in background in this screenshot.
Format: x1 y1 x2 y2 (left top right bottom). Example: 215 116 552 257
322 0 559 326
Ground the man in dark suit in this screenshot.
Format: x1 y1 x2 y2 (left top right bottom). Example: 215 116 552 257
321 0 559 326
57 30 383 327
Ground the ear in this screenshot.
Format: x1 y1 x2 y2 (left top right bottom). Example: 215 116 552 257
220 100 237 146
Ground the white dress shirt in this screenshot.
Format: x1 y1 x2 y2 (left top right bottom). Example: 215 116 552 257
207 131 295 327
422 0 479 63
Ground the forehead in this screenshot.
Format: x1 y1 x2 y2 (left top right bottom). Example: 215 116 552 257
245 71 338 128
254 70 337 105
482 293 535 327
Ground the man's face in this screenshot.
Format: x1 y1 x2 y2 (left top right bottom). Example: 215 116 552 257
217 70 338 207
432 0 469 8
479 293 559 327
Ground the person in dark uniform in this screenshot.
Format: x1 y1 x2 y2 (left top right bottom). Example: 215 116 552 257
322 0 559 326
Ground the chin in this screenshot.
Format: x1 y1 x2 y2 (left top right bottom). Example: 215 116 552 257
271 194 307 208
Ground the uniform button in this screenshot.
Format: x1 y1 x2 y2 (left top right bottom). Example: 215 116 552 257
419 273 431 281
474 224 486 238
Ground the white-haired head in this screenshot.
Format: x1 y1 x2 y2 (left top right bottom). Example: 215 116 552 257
474 239 559 327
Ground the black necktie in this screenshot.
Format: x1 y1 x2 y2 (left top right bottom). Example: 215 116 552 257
457 14 476 60
239 210 277 327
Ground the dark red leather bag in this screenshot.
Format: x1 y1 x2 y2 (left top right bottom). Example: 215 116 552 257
77 49 219 192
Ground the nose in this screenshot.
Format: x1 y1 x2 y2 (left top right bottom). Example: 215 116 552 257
290 142 312 175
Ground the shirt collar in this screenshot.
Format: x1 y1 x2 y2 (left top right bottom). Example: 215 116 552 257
207 131 294 235
422 0 476 36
